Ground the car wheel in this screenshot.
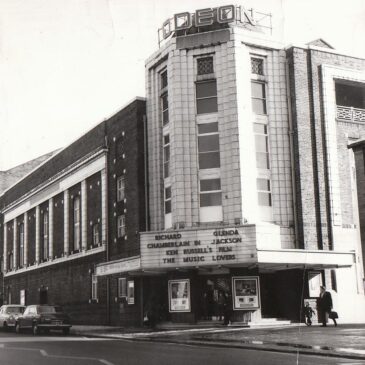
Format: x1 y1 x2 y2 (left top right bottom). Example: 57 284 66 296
32 324 39 335
15 322 21 334
62 328 70 336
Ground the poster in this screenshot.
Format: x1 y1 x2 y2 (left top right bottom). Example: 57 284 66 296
308 271 322 298
232 277 260 310
168 279 190 312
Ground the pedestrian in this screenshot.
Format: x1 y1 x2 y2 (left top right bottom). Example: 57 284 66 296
317 286 335 327
217 291 226 321
303 301 315 326
223 292 232 326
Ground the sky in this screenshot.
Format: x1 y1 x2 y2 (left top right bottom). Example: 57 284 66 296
0 0 364 170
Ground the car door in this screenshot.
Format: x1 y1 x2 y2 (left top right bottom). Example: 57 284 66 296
20 306 35 328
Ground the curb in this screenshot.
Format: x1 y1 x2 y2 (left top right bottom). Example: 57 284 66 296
72 331 365 361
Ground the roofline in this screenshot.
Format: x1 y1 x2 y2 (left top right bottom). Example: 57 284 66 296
285 43 365 61
0 96 145 198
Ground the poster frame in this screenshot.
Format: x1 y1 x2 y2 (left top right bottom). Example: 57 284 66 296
168 279 191 313
232 276 260 310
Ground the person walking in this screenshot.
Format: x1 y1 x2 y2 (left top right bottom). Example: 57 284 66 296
317 286 335 327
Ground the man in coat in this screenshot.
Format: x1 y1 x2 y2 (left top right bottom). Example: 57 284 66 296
317 286 333 327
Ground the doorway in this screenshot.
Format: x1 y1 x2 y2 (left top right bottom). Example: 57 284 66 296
39 288 48 304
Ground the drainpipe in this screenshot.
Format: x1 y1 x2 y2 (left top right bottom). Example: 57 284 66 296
285 60 300 248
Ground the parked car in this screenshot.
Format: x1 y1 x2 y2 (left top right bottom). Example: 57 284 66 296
0 305 26 330
15 305 72 335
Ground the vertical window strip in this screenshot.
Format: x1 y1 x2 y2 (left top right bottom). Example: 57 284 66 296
257 178 272 206
163 134 170 178
251 81 267 115
117 215 126 238
73 197 80 251
196 80 218 114
117 176 125 201
165 186 172 214
200 179 222 207
198 122 220 169
19 223 24 267
43 213 49 260
254 123 270 169
93 223 100 246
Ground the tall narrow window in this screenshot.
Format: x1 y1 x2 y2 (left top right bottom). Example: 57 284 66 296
196 80 218 114
251 81 267 114
254 123 270 169
200 179 222 207
8 253 13 271
160 70 169 125
257 178 272 206
73 197 80 251
19 223 24 267
93 223 100 246
198 122 220 169
43 213 49 260
118 278 127 298
117 176 125 201
117 215 126 238
165 186 171 214
91 275 98 301
163 134 170 178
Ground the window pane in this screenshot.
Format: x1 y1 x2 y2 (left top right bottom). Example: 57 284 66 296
165 200 171 214
251 82 266 98
200 192 222 207
256 152 270 169
196 81 217 98
200 179 221 191
258 192 271 206
162 93 168 109
251 57 264 75
164 134 170 144
199 152 220 169
165 187 171 199
253 123 267 134
119 278 127 297
163 110 169 124
257 178 270 191
198 134 219 152
252 99 267 114
197 97 218 114
198 57 214 75
161 71 168 89
164 162 169 178
255 135 268 152
198 122 218 134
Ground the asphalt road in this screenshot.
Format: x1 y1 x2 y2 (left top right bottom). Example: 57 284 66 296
0 330 363 365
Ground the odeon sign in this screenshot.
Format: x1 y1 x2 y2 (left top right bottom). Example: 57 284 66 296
161 5 255 40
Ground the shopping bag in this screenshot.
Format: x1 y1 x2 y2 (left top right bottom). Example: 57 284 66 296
329 311 338 319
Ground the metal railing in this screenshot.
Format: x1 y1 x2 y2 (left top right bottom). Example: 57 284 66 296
336 105 365 123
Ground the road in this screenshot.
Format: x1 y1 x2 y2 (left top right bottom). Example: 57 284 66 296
0 330 363 365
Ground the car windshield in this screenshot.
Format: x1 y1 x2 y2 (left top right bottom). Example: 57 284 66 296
6 307 24 314
38 306 63 314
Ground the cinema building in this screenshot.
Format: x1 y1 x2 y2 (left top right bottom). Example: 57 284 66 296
1 6 365 326
132 6 365 324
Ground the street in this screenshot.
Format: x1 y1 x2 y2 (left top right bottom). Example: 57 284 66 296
0 331 363 365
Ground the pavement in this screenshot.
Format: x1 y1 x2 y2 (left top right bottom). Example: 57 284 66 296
71 323 365 361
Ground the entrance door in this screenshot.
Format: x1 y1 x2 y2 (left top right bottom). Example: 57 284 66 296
199 277 231 320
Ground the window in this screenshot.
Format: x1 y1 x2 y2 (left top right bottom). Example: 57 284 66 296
197 57 214 75
20 289 25 306
161 93 169 125
200 179 222 207
196 80 218 114
331 270 337 292
127 280 135 305
43 213 49 260
118 278 127 298
257 178 272 206
8 253 13 271
165 186 171 214
198 122 220 169
251 57 264 75
163 134 170 178
93 223 100 246
117 176 125 201
91 275 98 301
161 70 168 89
254 123 270 169
251 81 267 114
117 215 126 238
19 223 24 267
73 196 81 251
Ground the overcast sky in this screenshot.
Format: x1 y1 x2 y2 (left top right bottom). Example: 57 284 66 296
1 0 364 170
